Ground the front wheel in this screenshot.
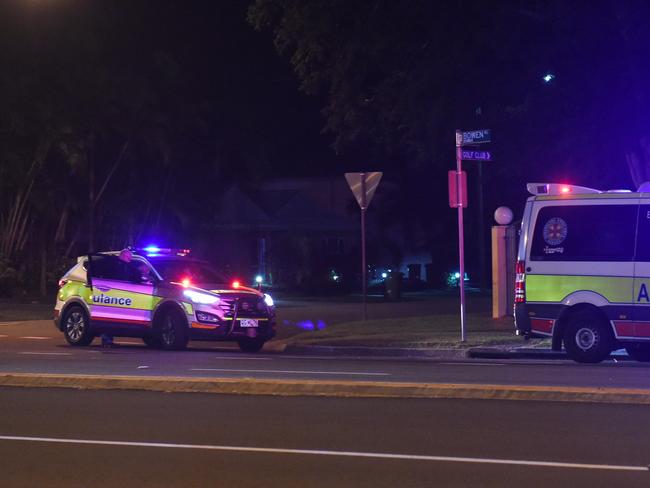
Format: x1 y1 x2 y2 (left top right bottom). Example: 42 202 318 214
625 343 650 362
156 309 188 351
142 334 161 348
238 338 266 353
63 305 94 346
563 310 612 363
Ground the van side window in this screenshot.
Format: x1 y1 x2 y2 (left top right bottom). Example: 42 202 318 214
530 204 637 262
634 205 650 261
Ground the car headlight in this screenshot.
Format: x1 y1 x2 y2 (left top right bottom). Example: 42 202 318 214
263 293 274 307
183 289 220 305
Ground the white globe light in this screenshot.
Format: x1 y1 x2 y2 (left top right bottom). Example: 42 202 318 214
494 206 514 226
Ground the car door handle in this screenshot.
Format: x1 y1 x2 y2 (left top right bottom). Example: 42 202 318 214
526 267 532 272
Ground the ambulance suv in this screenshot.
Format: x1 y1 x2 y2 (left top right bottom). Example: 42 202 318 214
54 248 276 352
514 182 650 363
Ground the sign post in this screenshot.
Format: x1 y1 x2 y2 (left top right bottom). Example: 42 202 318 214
452 129 491 342
345 172 382 321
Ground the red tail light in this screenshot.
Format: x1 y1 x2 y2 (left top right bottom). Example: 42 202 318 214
58 279 68 288
515 260 526 303
232 280 240 289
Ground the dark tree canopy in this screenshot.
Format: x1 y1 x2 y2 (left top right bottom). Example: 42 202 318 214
249 0 650 191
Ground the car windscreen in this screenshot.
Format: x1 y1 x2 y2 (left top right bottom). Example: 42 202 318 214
150 259 227 284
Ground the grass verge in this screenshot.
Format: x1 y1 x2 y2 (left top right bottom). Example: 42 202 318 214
273 313 548 349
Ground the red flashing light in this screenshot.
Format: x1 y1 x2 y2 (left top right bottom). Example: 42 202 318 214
232 280 240 289
181 278 191 288
560 186 571 194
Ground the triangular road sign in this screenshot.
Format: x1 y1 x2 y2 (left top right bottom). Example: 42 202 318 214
345 172 382 209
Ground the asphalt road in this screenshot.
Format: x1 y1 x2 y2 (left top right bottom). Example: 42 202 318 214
3 321 650 389
1 387 649 487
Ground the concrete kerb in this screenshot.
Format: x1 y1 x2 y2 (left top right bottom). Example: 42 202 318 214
3 373 650 405
280 344 469 360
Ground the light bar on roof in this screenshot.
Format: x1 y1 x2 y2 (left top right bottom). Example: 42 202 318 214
137 247 191 256
526 183 601 196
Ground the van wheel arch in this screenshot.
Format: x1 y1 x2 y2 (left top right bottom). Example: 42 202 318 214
554 304 614 351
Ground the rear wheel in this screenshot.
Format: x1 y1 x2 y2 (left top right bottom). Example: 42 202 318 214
625 343 650 362
156 309 188 351
563 310 612 363
62 305 94 346
238 338 266 353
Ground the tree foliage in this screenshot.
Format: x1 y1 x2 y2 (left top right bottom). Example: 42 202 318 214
249 0 650 188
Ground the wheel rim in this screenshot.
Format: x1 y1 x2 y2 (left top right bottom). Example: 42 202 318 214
576 327 598 351
65 311 85 342
161 315 175 345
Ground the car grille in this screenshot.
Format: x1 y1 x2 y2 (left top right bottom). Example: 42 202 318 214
218 295 269 318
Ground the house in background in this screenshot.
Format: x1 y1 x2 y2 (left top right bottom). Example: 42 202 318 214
202 177 443 290
204 178 359 289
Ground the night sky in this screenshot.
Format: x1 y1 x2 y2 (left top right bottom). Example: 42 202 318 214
2 0 650 292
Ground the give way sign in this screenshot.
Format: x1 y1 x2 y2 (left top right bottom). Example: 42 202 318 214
345 172 382 209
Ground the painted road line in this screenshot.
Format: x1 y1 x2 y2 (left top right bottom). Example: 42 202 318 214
211 357 273 361
439 362 505 367
0 435 645 472
18 352 72 356
114 341 142 345
19 336 51 340
189 368 390 376
0 335 8 338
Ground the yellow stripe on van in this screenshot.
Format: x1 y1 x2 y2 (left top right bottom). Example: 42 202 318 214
526 275 633 303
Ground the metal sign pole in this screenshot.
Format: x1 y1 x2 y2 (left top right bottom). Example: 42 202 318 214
455 133 467 342
361 172 367 321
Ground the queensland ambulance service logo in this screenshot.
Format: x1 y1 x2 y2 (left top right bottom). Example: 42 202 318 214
543 217 568 246
542 217 567 255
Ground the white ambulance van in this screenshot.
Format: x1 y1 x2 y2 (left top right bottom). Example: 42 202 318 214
515 182 650 363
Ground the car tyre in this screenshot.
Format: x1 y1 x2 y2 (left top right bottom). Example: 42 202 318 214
238 338 266 353
157 309 188 351
62 305 94 346
625 343 650 362
142 334 161 348
563 310 612 363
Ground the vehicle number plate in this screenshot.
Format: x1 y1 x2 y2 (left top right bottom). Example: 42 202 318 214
240 319 258 328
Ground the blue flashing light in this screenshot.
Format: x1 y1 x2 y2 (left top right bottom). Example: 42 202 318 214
144 245 161 253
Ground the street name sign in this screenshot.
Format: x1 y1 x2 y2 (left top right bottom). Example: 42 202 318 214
456 129 491 146
461 149 492 161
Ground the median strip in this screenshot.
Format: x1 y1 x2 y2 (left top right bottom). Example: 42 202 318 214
3 372 650 404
